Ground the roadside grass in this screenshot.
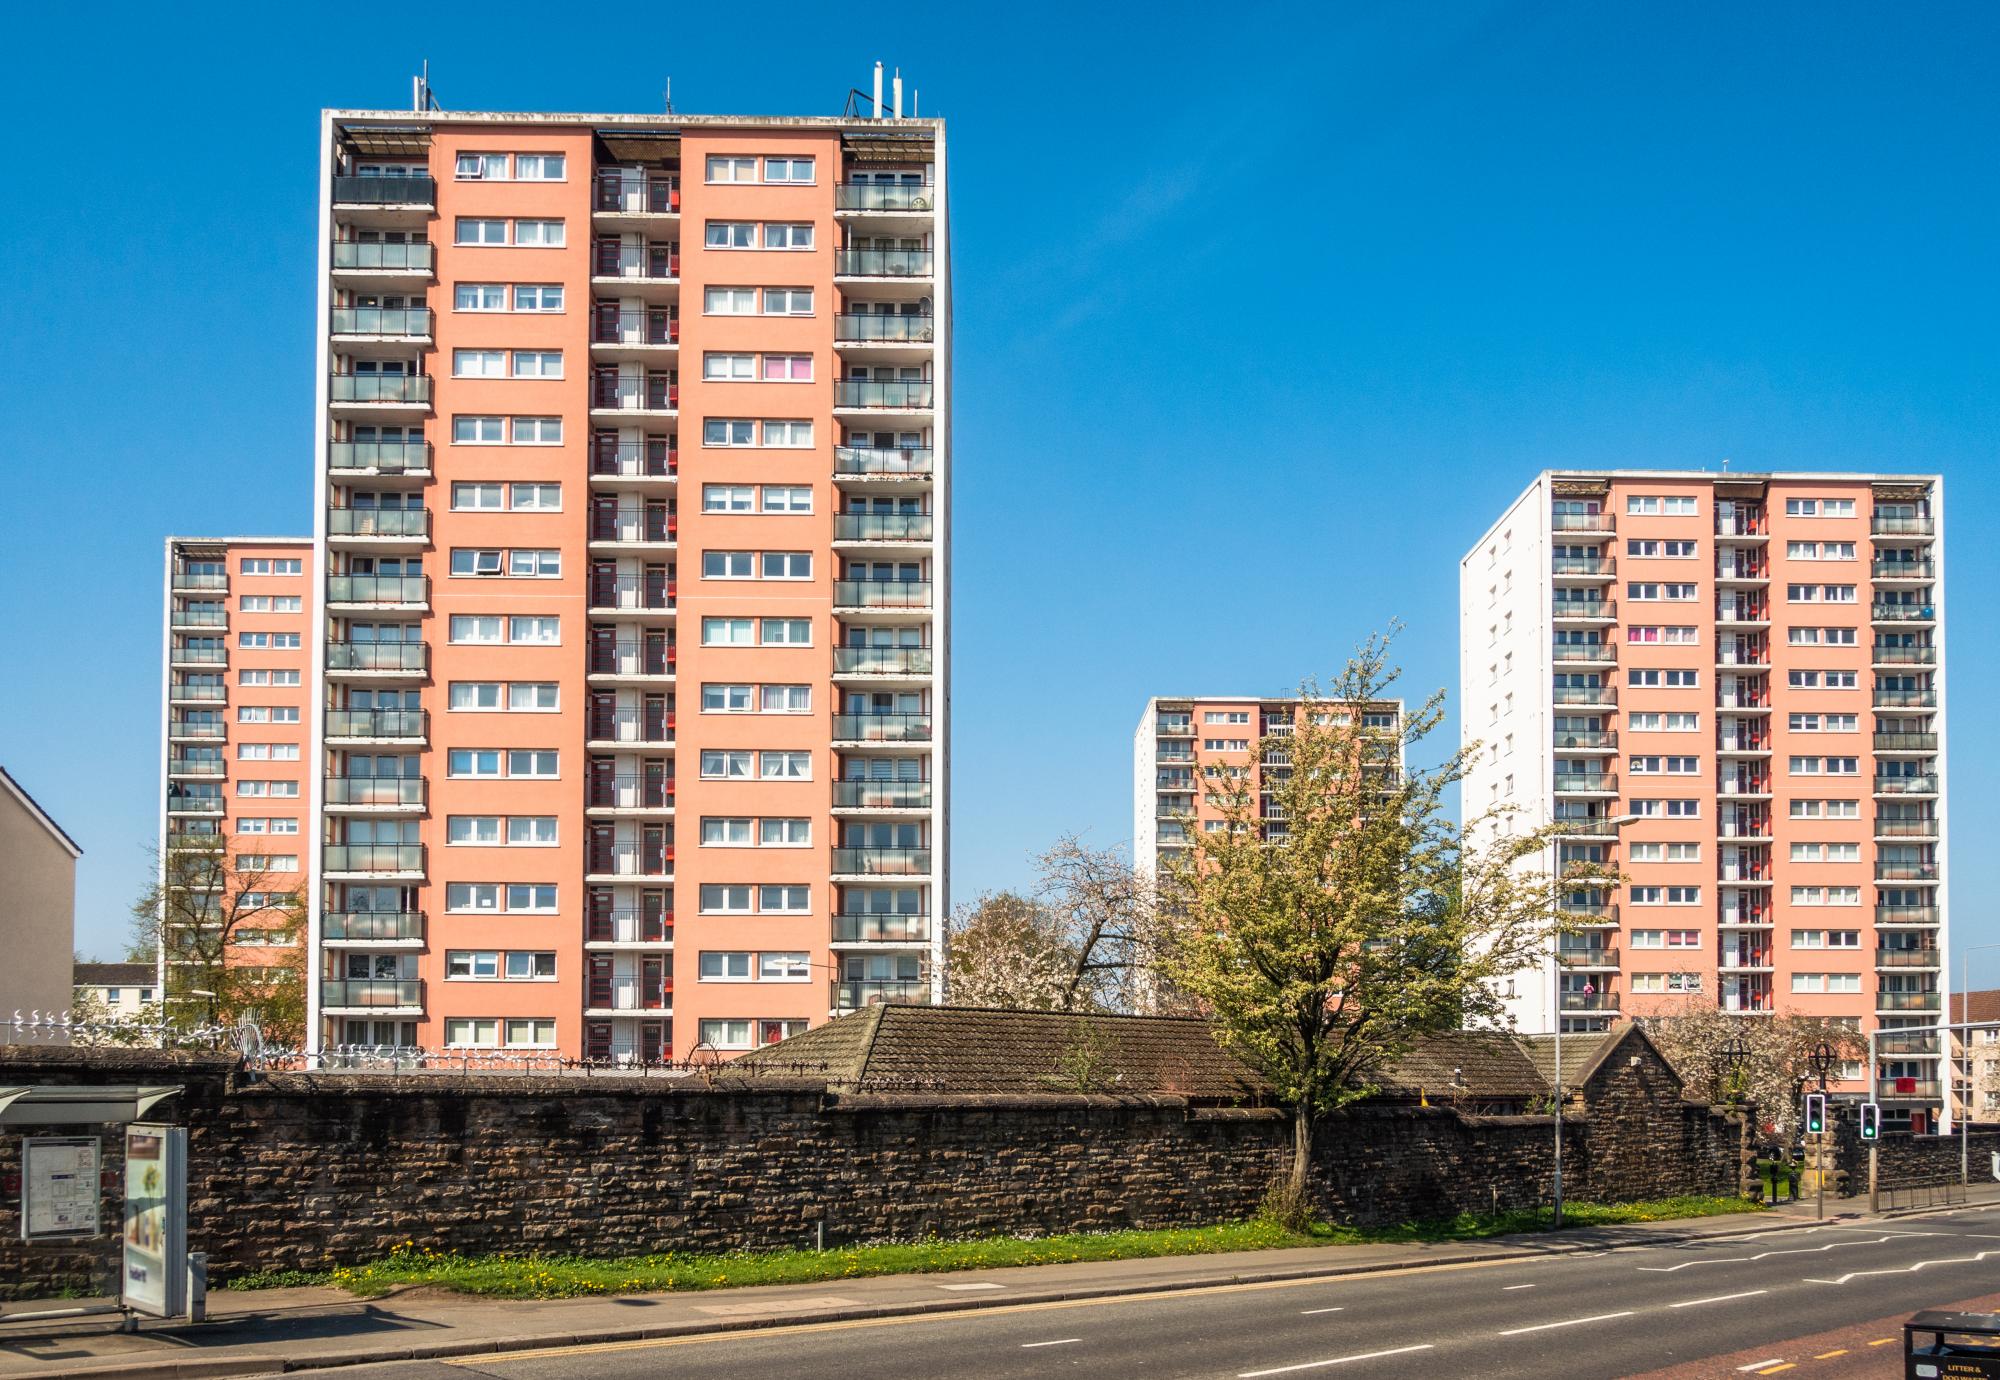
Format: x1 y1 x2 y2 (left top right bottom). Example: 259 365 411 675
224 1194 1760 1300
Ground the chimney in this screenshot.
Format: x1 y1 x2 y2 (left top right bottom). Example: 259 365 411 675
873 62 884 120
892 70 904 119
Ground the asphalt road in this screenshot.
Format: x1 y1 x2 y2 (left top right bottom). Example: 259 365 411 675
326 1206 2000 1380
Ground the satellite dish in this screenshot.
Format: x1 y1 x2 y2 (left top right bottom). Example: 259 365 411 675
235 1017 264 1063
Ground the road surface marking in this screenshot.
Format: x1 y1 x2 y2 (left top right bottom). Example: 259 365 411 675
1757 1366 1796 1375
1022 1338 1080 1348
1813 1350 1847 1359
1238 1344 1434 1376
1736 1362 1783 1372
1637 1234 1941 1272
1868 1338 1895 1346
937 1282 1004 1291
1496 1310 1635 1336
1670 1290 1769 1308
1802 1247 2000 1285
1503 1284 1536 1291
1299 1306 1345 1315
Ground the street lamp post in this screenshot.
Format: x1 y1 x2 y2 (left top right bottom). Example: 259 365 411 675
1807 1039 1838 1221
1720 1033 1753 1199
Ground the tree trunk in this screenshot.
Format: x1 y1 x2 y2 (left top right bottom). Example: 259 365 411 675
1266 1106 1314 1229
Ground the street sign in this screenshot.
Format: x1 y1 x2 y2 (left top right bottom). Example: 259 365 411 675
1860 1102 1881 1141
120 1124 187 1319
21 1136 100 1241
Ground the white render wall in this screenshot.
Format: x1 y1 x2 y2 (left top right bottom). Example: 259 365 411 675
1132 699 1160 878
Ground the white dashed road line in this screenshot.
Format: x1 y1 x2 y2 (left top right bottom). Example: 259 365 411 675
1736 1361 1785 1372
1021 1338 1081 1348
1496 1310 1636 1337
1670 1290 1769 1308
1239 1344 1435 1377
1636 1233 1941 1272
1503 1283 1536 1291
1299 1306 1346 1315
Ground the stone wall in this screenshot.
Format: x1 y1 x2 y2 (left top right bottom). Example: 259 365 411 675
1832 1122 2000 1194
0 1046 1747 1299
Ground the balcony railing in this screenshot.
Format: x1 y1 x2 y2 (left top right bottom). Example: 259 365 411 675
1551 511 1613 532
1874 818 1938 838
325 708 427 739
1551 685 1616 706
329 440 431 473
1871 515 1934 536
832 712 932 743
168 718 226 738
1872 645 1936 665
587 776 676 809
834 445 933 477
1553 729 1617 749
591 440 678 478
831 847 932 876
1877 948 1942 968
332 174 437 207
834 379 934 409
1876 904 1940 925
834 579 932 609
1873 688 1937 708
171 572 228 592
1559 993 1619 1012
1878 992 1941 1012
832 646 932 676
331 373 433 405
1553 817 1621 837
593 173 679 213
330 306 433 337
832 780 932 810
166 756 225 776
1551 644 1614 663
1716 602 1770 623
1557 946 1620 968
325 777 425 807
1551 599 1615 620
591 310 679 346
1875 861 1939 881
832 912 932 943
833 513 933 542
324 911 424 942
835 183 936 212
586 712 675 744
585 909 674 944
1716 515 1768 537
168 684 227 704
834 313 936 343
1871 603 1936 622
1872 559 1936 579
327 574 429 605
325 641 427 673
588 576 676 611
587 642 676 677
332 239 434 273
590 511 677 544
834 979 931 1007
1559 902 1620 924
592 376 679 410
329 508 429 539
592 242 680 280
1551 556 1615 576
170 608 227 629
835 248 934 277
320 977 424 1008
322 844 425 873
166 795 225 815
1553 774 1616 794
170 645 227 665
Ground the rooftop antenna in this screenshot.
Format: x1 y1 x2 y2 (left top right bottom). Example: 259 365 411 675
1721 456 1732 472
663 78 674 115
412 60 441 113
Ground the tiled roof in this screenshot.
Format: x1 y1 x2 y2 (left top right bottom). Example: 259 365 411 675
75 962 155 987
1516 1032 1615 1092
1371 1031 1548 1101
1951 990 2000 1026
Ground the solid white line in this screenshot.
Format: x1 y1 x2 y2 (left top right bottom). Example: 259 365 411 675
1502 1284 1537 1291
1497 1310 1636 1337
1803 1247 2000 1286
1239 1344 1435 1377
1636 1233 1941 1272
1299 1306 1346 1315
1671 1290 1769 1309
1736 1361 1785 1373
1021 1338 1081 1348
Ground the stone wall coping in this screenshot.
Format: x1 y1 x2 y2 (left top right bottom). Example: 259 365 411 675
823 1091 1244 1113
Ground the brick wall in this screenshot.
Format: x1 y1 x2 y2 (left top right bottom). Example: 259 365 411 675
0 1046 1747 1299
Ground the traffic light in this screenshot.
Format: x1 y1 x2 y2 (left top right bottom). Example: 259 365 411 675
1859 1102 1881 1141
1805 1093 1828 1135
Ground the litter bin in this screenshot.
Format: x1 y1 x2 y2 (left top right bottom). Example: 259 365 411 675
1905 1310 2000 1378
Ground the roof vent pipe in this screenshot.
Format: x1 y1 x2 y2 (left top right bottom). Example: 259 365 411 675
873 62 884 119
893 70 903 119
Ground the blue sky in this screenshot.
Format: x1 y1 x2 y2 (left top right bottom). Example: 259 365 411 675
1 2 1993 974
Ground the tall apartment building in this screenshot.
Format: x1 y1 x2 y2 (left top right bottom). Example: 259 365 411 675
160 538 315 1012
310 103 948 1062
1462 471 1946 1121
1133 695 1404 878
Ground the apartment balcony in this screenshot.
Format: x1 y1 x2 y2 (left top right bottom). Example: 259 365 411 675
587 576 677 616
1551 555 1615 580
587 641 676 682
1553 773 1617 797
1717 911 1774 931
330 238 434 281
832 912 933 945
171 571 228 593
1551 598 1615 623
329 373 433 413
1877 1079 1943 1102
1717 816 1773 839
1551 643 1616 664
834 248 934 279
326 574 429 610
1559 901 1620 927
1875 817 1938 840
833 379 934 413
324 641 427 678
1716 690 1772 713
585 712 675 749
327 508 430 548
321 844 425 877
1715 601 1770 626
1715 514 1769 538
1872 558 1936 581
1717 952 1775 972
1876 860 1940 882
1557 945 1620 969
585 909 674 947
320 977 425 1013
1876 903 1940 926
1873 687 1937 708
329 440 432 478
590 375 678 417
165 756 225 778
329 306 434 343
324 708 427 743
1871 514 1935 537
332 172 435 207
832 780 932 811
1553 728 1617 751
1551 511 1614 534
1156 772 1195 792
832 847 931 878
586 776 676 812
834 313 936 344
1871 603 1937 624
832 712 932 745
833 513 934 544
590 440 678 484
1715 561 1769 584
593 172 680 219
834 445 934 481
591 241 680 289
1551 685 1616 707
1878 991 1941 1013
833 646 933 678
1553 817 1621 838
1718 775 1774 798
322 912 425 946
170 607 227 630
167 717 226 740
1877 948 1942 969
1559 992 1619 1014
833 979 932 1009
1716 734 1772 756
589 309 679 356
324 776 425 811
168 683 226 706
835 183 937 214
589 510 677 550
169 644 226 667
1155 717 1195 737
583 850 675 884
1872 644 1936 667
1873 732 1939 754
166 796 224 816
833 579 932 612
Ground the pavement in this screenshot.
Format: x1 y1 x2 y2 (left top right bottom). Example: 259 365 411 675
0 1200 1992 1368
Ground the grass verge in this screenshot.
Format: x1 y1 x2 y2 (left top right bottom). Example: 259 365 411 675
225 1195 1760 1300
